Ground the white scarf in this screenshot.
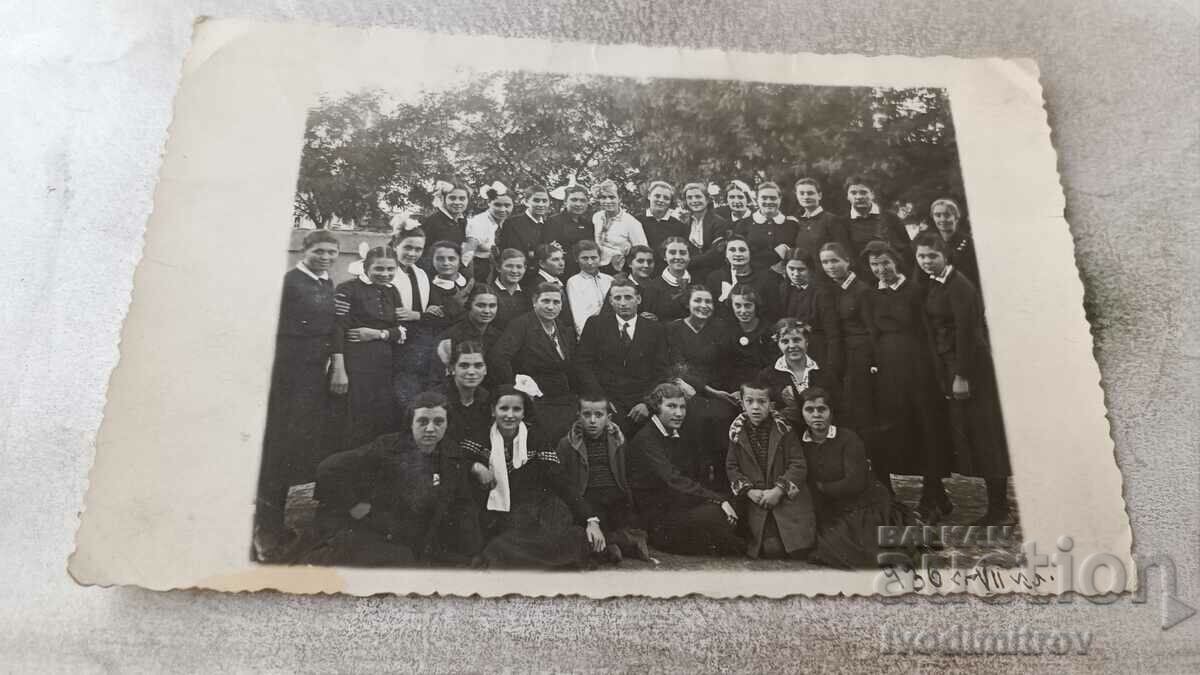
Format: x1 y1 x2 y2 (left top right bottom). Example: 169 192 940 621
392 265 430 310
486 423 529 512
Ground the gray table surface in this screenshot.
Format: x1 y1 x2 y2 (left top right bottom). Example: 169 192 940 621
1 0 1197 671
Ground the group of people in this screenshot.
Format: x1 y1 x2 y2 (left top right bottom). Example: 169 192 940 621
253 174 1012 570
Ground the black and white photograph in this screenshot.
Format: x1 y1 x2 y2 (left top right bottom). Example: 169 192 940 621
69 21 1130 600
254 71 1019 572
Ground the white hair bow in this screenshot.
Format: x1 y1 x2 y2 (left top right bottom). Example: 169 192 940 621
479 181 509 199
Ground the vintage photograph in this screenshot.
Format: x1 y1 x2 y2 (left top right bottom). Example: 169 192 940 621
252 70 1019 571
70 21 1130 598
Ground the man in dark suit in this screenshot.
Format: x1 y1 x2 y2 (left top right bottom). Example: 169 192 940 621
575 278 669 437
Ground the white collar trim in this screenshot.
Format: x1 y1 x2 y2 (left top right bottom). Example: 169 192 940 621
802 425 838 442
296 261 330 281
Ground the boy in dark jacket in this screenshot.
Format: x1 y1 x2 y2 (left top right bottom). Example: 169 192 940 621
555 392 651 562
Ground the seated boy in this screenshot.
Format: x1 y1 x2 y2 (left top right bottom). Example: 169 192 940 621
725 379 816 560
555 392 650 562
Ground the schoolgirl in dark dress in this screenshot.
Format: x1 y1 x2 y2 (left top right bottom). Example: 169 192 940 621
792 178 840 262
796 387 909 569
734 182 797 275
461 387 602 568
627 382 744 556
490 249 532 333
636 181 688 264
703 233 777 324
303 392 480 567
390 227 436 409
425 240 474 334
418 181 469 271
715 179 755 236
838 177 901 277
723 284 779 392
330 246 407 449
772 248 839 370
498 185 550 265
863 241 952 511
665 285 739 486
255 230 340 559
915 233 1013 525
442 340 493 444
640 236 692 322
680 182 733 280
819 242 879 458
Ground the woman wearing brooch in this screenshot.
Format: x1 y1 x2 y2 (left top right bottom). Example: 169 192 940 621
723 284 779 392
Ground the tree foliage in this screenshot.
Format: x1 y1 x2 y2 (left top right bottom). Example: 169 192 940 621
294 73 964 228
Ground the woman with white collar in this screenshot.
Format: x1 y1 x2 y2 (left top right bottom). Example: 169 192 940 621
792 177 839 264
914 233 1012 526
461 385 603 568
419 180 470 270
465 183 514 284
863 240 950 502
733 181 796 276
715 180 755 232
330 246 408 449
818 241 879 463
390 226 437 411
703 232 776 324
640 236 693 322
592 179 648 275
796 386 908 569
425 239 474 331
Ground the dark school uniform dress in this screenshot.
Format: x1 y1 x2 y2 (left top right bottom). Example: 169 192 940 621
704 266 778 324
636 212 688 264
684 212 733 280
922 268 1010 479
442 386 492 445
497 213 545 263
427 274 473 330
436 318 503 389
392 265 437 408
836 209 900 276
257 266 338 535
490 280 531 334
770 279 839 369
640 274 691 322
801 425 908 569
870 276 951 478
627 418 745 555
793 210 840 260
418 208 467 270
304 433 481 567
542 210 594 279
333 277 406 449
462 428 594 569
725 413 816 558
733 212 798 275
830 272 878 439
556 421 646 556
944 231 981 290
665 318 740 483
723 319 778 392
489 311 578 443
